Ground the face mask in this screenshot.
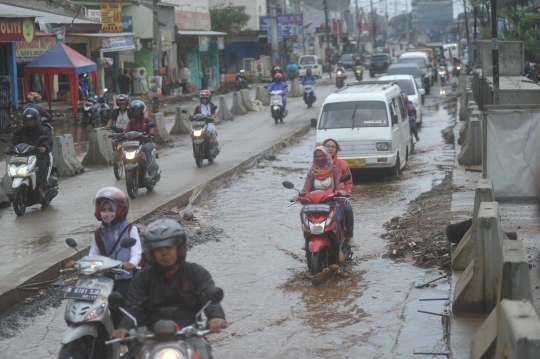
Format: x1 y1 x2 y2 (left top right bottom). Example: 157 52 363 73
201 98 209 105
315 158 327 168
101 212 116 225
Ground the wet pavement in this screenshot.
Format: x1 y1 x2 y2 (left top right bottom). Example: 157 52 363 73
0 80 460 357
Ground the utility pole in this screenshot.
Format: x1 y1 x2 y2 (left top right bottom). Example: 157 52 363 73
152 0 161 112
405 0 409 44
270 0 279 66
463 0 470 57
473 3 478 65
323 0 332 78
370 0 376 50
355 0 360 53
491 0 499 103
384 0 389 45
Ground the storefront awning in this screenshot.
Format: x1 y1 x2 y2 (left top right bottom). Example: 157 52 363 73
178 30 227 36
69 33 136 37
0 4 98 25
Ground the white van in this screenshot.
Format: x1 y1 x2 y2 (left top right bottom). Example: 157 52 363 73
315 81 412 176
443 43 458 59
299 55 323 78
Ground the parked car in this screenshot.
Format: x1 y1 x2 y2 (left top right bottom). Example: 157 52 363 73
379 74 424 125
386 63 425 104
299 55 324 78
315 81 412 176
397 52 432 94
370 53 392 77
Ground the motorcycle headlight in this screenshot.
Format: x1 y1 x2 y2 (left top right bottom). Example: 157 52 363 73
17 166 29 176
156 349 184 359
439 71 445 75
8 165 17 177
457 66 461 70
125 151 136 160
79 260 103 275
376 142 391 151
309 222 325 234
86 303 106 321
193 129 202 137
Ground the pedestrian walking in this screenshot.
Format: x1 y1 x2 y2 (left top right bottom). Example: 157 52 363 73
138 69 150 101
120 69 131 95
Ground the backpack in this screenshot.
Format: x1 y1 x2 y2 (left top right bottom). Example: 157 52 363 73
94 223 146 271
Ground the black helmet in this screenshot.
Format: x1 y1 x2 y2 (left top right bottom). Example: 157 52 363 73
142 219 187 268
117 94 129 106
22 108 40 130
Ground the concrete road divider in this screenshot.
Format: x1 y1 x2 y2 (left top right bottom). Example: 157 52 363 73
152 112 173 144
453 202 504 314
256 86 270 106
471 240 533 359
52 135 84 177
216 96 234 122
453 179 495 270
287 79 303 97
82 129 114 167
1 157 12 207
458 116 482 165
458 104 479 145
170 106 191 135
230 91 247 116
241 89 253 111
494 300 540 359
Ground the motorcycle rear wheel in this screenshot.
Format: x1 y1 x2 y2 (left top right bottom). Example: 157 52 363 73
58 335 107 359
310 250 328 275
13 184 27 216
126 168 139 199
113 151 124 180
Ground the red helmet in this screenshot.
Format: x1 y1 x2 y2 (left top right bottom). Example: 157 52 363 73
199 89 211 101
274 73 283 79
26 92 41 104
94 187 129 223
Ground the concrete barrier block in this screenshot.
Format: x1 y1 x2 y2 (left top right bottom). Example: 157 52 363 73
458 117 482 165
241 89 253 111
458 120 469 145
52 135 84 177
471 240 533 359
256 86 270 106
0 158 10 207
287 79 303 98
230 91 247 116
453 202 503 314
494 300 540 359
152 112 172 145
216 96 234 122
170 106 191 135
453 179 494 270
82 129 114 167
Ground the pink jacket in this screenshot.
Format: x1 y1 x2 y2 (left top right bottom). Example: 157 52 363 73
333 156 353 194
300 167 344 194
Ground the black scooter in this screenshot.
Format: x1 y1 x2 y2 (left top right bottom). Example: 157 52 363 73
182 110 220 167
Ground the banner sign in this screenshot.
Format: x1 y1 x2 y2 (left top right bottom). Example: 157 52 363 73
88 9 102 22
259 15 303 40
101 4 122 33
0 17 35 43
199 36 209 52
122 15 133 33
175 10 211 31
16 37 56 60
162 30 172 50
217 36 225 50
101 35 135 52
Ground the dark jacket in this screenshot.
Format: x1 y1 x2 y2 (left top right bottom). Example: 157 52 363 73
119 262 226 330
10 126 53 165
123 117 154 143
22 104 53 123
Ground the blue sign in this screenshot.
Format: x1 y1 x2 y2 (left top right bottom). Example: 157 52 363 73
267 23 283 43
101 35 135 53
260 15 302 40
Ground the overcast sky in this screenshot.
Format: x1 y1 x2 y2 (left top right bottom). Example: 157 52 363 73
352 0 464 20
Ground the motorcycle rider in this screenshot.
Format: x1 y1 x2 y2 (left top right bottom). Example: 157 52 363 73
5 108 53 198
23 92 53 126
286 61 299 80
334 61 346 74
107 94 133 130
194 90 217 117
271 65 283 81
123 100 155 177
268 73 289 116
403 94 420 142
236 69 248 89
354 57 362 67
301 68 316 102
112 218 226 359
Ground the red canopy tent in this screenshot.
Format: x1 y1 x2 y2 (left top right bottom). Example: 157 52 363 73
24 42 99 116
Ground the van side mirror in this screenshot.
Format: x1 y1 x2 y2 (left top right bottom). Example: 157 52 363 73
391 115 399 126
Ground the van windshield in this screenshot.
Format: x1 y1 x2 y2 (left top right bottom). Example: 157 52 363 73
300 57 316 65
319 101 389 129
387 66 421 78
399 58 427 69
391 79 415 95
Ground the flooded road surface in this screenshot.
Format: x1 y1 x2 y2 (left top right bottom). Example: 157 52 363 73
0 82 457 358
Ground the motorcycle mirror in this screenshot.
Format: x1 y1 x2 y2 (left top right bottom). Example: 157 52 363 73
146 122 156 129
282 181 295 189
120 238 137 248
181 109 188 114
263 86 268 89
108 292 125 310
0 137 7 143
38 135 49 144
204 287 224 304
339 174 352 183
66 238 78 248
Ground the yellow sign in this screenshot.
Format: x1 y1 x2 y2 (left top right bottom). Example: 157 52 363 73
101 4 122 33
161 30 172 50
0 17 35 43
16 37 56 59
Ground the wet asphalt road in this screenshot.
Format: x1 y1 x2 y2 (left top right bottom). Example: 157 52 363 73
0 78 458 358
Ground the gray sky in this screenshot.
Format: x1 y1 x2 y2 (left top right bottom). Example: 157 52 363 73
352 0 463 20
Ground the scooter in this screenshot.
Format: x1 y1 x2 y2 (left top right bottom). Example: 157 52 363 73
438 66 448 86
354 65 363 81
0 135 59 216
82 97 100 128
79 74 89 100
235 71 249 91
182 110 220 168
282 174 352 276
303 81 315 108
105 287 224 359
336 70 346 88
119 123 161 199
58 237 139 359
453 61 462 77
267 85 288 124
96 90 111 126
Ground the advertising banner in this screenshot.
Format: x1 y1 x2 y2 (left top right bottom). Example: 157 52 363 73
101 4 122 33
0 17 35 43
16 37 56 62
175 10 211 31
101 35 135 52
259 14 302 40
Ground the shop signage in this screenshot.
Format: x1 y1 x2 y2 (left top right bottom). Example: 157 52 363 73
198 36 209 52
101 4 122 33
175 10 211 31
88 10 102 23
0 17 35 43
161 30 172 50
16 37 56 62
101 35 135 52
259 15 303 40
217 36 225 50
122 16 133 33
267 23 283 43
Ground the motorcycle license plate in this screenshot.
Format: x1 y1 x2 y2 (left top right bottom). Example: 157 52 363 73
123 141 139 147
345 158 366 167
193 121 206 126
65 287 101 301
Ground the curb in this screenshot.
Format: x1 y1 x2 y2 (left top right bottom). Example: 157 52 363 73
0 122 313 314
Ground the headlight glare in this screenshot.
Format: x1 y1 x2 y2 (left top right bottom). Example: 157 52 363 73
125 151 136 160
156 349 183 359
79 260 103 275
193 129 202 137
8 165 17 177
17 166 29 176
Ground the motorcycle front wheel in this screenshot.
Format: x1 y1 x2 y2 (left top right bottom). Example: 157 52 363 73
309 250 328 275
194 144 204 168
13 184 28 216
126 168 139 199
113 151 124 180
58 336 106 359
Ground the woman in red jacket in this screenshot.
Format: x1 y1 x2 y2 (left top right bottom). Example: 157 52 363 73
323 138 356 247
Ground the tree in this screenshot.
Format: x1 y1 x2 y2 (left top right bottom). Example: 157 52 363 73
501 7 540 61
210 3 251 41
389 13 412 36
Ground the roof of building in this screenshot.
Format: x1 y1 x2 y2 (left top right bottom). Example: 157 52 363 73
0 4 98 25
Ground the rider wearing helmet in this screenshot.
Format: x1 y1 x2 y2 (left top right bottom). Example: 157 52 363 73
123 100 155 174
272 65 282 81
113 219 226 359
334 61 345 73
301 68 317 101
194 90 217 117
5 108 53 198
23 92 53 125
267 72 289 115
108 94 133 130
354 57 362 66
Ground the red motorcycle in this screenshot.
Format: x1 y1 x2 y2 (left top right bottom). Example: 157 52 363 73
283 174 352 275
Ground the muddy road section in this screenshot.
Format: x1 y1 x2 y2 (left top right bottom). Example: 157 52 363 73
0 83 458 358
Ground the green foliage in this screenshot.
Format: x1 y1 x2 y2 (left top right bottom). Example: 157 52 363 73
210 3 251 41
501 6 540 61
389 13 412 33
